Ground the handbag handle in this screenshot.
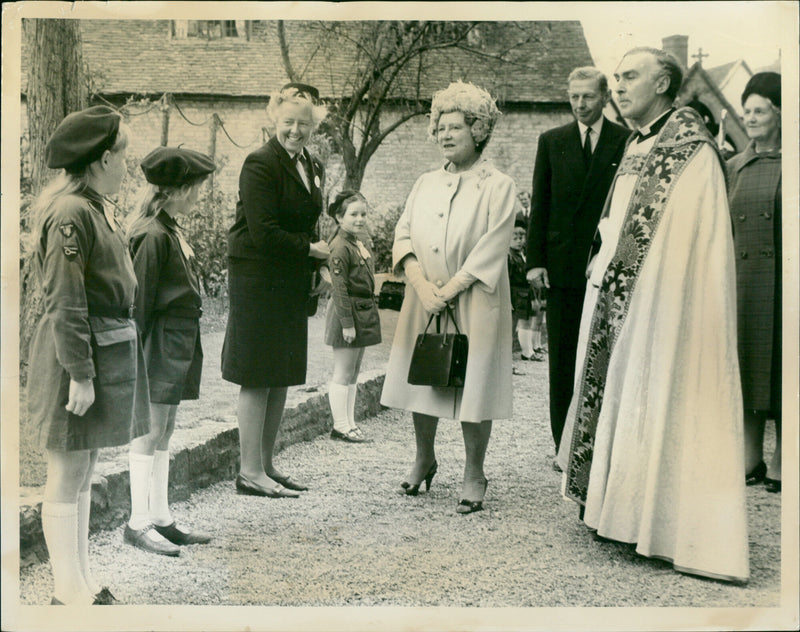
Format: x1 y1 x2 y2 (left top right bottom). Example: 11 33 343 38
420 304 462 337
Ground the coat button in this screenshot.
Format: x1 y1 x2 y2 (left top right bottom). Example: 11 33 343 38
740 251 748 259
447 181 453 187
763 212 772 220
438 212 445 218
436 280 443 287
738 214 746 222
432 246 440 253
761 249 774 258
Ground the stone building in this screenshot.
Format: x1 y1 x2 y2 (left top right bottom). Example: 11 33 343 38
21 19 598 214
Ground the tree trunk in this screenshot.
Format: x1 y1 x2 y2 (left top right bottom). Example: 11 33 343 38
21 19 87 383
26 19 88 192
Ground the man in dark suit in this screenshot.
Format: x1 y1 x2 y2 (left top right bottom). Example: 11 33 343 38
526 67 630 461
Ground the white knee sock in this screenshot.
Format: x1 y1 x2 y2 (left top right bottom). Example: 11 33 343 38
42 501 93 605
328 383 350 434
149 450 173 527
128 452 154 530
77 491 100 595
347 384 358 430
518 328 534 357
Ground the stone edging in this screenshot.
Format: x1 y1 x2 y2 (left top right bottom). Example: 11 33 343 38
19 373 386 564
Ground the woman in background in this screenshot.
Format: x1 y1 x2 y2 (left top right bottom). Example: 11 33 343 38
728 72 782 493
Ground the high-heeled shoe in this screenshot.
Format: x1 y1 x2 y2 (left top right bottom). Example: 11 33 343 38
456 479 488 514
745 461 767 486
400 460 438 496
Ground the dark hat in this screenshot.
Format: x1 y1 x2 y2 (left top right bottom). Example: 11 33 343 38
281 82 320 102
327 189 364 218
45 105 122 171
741 72 781 108
140 146 216 187
514 213 528 230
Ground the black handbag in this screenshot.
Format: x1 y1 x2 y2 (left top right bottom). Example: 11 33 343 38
378 280 405 311
407 304 469 388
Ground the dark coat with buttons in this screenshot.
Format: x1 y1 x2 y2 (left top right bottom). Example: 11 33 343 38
526 117 630 288
222 135 325 387
130 210 203 404
324 228 381 348
27 187 150 450
727 143 782 413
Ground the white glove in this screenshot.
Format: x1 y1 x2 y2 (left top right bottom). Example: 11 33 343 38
405 258 446 314
342 327 356 344
436 271 475 303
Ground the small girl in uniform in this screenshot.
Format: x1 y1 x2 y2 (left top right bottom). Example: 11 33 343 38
28 106 147 605
508 216 542 361
123 147 216 557
324 190 381 442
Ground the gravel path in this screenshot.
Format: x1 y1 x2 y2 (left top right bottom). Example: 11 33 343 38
19 348 781 611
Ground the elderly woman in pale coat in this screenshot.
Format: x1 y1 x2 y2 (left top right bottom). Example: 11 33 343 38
381 81 517 514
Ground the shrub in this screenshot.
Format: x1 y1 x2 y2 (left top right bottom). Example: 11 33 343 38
370 204 404 273
181 184 234 297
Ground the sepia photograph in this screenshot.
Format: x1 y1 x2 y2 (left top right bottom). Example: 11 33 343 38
2 2 798 630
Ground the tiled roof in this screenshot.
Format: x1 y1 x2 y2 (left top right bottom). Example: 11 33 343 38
706 61 737 87
22 20 593 103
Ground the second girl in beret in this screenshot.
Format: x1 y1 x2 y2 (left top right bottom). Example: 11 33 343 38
123 146 216 557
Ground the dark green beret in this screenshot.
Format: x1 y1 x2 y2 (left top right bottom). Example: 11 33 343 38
327 189 363 218
742 72 781 108
140 146 216 187
45 105 122 171
281 82 320 102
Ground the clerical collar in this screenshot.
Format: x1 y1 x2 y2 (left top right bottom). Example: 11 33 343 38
633 108 674 143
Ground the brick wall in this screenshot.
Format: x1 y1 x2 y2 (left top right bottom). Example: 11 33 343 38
22 97 573 213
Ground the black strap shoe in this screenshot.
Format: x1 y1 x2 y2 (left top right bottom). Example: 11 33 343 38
123 524 180 557
153 522 212 545
93 587 119 605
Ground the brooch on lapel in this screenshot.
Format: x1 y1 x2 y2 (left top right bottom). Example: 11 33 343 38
314 175 321 189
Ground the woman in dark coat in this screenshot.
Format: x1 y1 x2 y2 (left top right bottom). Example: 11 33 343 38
728 72 782 493
27 106 147 604
124 147 216 557
222 83 329 497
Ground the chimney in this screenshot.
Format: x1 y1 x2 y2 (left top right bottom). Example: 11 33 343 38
662 35 688 68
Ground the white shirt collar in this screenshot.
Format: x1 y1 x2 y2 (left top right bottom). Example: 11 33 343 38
578 116 604 138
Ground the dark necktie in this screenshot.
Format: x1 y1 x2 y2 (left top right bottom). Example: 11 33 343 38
295 152 312 189
582 127 593 166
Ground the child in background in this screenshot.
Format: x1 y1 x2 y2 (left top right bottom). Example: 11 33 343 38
124 147 216 556
324 190 382 443
508 216 543 362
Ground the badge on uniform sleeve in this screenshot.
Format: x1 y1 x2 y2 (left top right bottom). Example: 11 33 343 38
331 256 343 275
63 245 79 260
59 223 75 238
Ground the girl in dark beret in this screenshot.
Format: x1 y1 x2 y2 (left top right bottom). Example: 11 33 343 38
27 106 145 605
324 190 381 442
122 147 216 557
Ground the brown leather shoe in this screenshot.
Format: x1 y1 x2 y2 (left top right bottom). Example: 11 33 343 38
123 524 180 557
